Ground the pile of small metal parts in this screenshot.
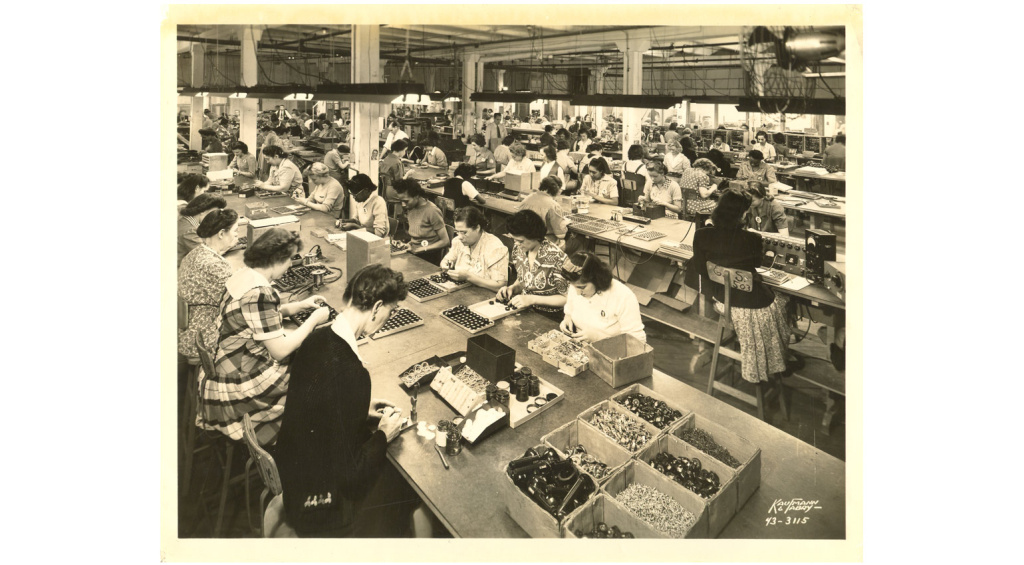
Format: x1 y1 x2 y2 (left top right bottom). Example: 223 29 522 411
615 483 696 538
565 444 611 480
453 365 489 394
552 341 589 365
616 393 683 430
399 361 439 388
677 427 742 468
650 451 721 499
588 409 653 452
573 522 634 538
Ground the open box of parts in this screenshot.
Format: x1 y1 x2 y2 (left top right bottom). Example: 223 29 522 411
585 334 654 388
600 460 709 538
667 413 762 512
610 384 692 432
576 400 663 454
500 450 596 538
562 494 663 539
540 418 632 486
527 330 589 376
636 433 738 537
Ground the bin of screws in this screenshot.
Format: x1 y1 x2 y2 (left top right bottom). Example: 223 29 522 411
563 494 664 538
501 445 597 538
602 461 708 538
676 428 742 468
668 414 762 512
541 418 632 485
578 401 660 453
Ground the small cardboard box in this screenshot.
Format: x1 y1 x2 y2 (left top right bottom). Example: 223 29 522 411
562 494 663 538
247 215 300 244
601 461 709 538
668 413 762 512
346 230 391 282
501 453 596 538
541 419 632 486
610 384 692 433
585 334 654 388
577 400 661 454
504 171 541 193
466 334 516 382
636 434 738 537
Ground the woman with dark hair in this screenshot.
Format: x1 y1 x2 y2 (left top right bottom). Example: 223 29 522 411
229 142 258 183
642 161 683 217
684 189 791 385
216 117 235 146
323 143 351 184
743 182 789 237
338 174 389 237
444 163 486 208
418 132 448 168
578 157 618 205
277 264 431 538
440 207 509 291
486 143 534 181
392 179 450 265
256 146 303 195
537 145 566 188
771 132 792 163
573 129 593 154
560 252 646 343
466 133 496 172
679 158 722 216
624 144 652 188
493 134 515 168
681 136 699 165
178 208 239 359
518 176 568 248
258 123 281 180
496 210 569 312
177 173 210 210
199 228 331 446
663 140 690 174
706 148 734 179
750 130 777 162
178 193 226 265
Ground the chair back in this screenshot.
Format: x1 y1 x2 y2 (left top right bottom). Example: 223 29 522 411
620 172 645 207
437 196 457 225
242 413 284 496
194 330 218 424
680 187 701 221
705 261 754 324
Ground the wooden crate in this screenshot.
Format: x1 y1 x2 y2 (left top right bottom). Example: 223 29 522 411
668 413 762 511
540 419 632 485
636 434 738 537
600 461 709 539
585 334 654 388
577 400 661 454
610 383 692 433
562 494 663 539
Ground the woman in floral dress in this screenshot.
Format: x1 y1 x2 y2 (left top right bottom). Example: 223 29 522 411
496 210 569 314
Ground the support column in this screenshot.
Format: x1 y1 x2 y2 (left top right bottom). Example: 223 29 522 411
462 54 480 137
594 67 608 136
189 43 206 150
352 25 383 180
239 26 261 155
615 39 650 151
496 69 506 92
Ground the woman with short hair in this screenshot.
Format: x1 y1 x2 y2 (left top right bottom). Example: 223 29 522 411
518 176 567 247
177 173 210 210
300 162 346 214
392 179 450 265
678 158 722 216
495 210 569 312
560 252 646 343
179 208 239 359
493 135 515 168
642 161 683 217
444 163 486 208
178 193 226 265
440 207 509 291
228 142 258 183
537 145 566 188
486 143 535 181
663 140 690 174
624 144 652 188
578 157 618 205
323 143 350 184
337 174 389 237
467 133 496 172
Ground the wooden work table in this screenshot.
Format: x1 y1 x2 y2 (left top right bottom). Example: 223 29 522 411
211 198 846 539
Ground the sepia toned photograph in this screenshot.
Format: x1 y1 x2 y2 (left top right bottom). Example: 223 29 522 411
162 5 861 561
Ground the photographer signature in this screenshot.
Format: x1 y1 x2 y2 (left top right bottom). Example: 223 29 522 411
769 498 822 514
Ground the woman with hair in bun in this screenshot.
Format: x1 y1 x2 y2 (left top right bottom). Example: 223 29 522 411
178 208 239 360
177 193 226 266
199 228 331 446
560 252 646 343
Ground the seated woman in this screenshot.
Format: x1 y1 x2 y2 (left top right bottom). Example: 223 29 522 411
772 132 792 163
199 228 331 446
256 146 304 194
392 179 450 266
662 140 691 174
177 173 209 210
486 143 535 181
440 207 509 292
277 264 430 538
681 136 699 166
573 129 593 154
493 135 515 169
518 176 568 248
578 157 619 205
496 210 569 313
642 161 683 218
299 162 346 214
418 132 448 168
623 144 652 188
466 133 496 172
678 158 722 216
559 252 646 343
683 189 791 384
444 163 487 208
179 208 239 360
323 143 350 184
743 182 790 237
337 174 389 237
537 145 566 188
706 148 735 179
228 142 258 184
178 193 227 266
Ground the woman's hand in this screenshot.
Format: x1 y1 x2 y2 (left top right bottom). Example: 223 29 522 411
559 317 577 335
377 407 405 442
496 285 514 302
447 269 468 282
368 398 396 420
300 295 326 310
307 306 331 326
509 294 534 309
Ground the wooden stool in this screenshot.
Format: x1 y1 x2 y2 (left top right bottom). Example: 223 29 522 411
704 261 788 421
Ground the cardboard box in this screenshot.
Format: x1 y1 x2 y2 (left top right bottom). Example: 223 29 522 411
562 494 663 538
244 201 270 220
668 413 762 512
541 419 632 486
466 334 516 382
503 171 541 193
636 434 738 537
601 461 709 538
501 453 596 538
585 334 654 388
246 215 300 244
577 400 662 454
610 384 692 432
346 230 390 282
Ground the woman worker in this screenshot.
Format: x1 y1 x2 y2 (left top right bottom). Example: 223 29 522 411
559 252 646 343
578 157 619 205
678 158 722 216
440 207 509 292
623 144 652 188
177 173 209 210
391 179 450 266
443 163 487 208
641 161 683 218
537 145 566 188
178 193 227 266
256 146 304 195
518 176 568 248
277 264 432 537
178 208 239 360
323 143 350 184
486 143 535 181
684 189 791 385
228 142 258 183
662 140 691 174
199 228 331 446
495 209 569 313
466 133 496 172
743 182 790 237
337 174 389 238
299 162 346 214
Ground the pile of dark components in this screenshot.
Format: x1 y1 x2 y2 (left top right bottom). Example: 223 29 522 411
649 451 721 499
615 393 683 429
506 446 596 520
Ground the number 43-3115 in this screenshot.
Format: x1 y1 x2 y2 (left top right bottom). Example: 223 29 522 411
765 516 809 526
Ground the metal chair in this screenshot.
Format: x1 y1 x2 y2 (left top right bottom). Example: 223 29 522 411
242 413 295 537
704 261 788 421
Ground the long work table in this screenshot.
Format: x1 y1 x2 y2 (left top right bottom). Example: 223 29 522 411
211 195 846 539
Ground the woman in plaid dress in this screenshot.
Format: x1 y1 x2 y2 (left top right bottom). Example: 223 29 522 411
198 228 331 446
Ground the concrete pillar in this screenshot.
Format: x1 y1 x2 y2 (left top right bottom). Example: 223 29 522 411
189 43 206 150
496 69 506 92
616 39 650 152
594 67 608 137
239 26 261 155
462 54 480 136
351 25 384 180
